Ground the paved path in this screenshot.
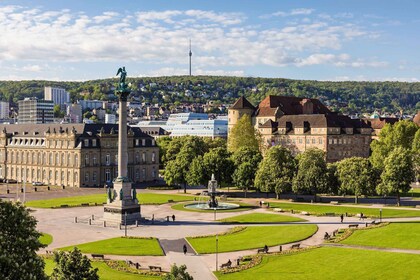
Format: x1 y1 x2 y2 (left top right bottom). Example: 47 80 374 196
29 191 420 280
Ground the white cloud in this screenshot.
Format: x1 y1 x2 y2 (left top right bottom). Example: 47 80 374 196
137 67 245 77
0 5 387 79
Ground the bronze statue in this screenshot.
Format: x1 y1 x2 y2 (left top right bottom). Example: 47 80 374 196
116 67 127 89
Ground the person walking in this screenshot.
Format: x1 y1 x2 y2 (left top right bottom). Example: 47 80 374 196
172 214 175 222
183 244 187 255
340 214 344 223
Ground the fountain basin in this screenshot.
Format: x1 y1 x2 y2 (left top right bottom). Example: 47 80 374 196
184 202 240 210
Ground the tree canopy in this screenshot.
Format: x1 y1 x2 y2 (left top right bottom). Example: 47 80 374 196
0 201 47 280
51 247 99 280
228 114 259 153
292 148 328 199
254 146 297 199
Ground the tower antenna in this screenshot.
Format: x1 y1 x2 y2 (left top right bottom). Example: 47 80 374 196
189 39 192 76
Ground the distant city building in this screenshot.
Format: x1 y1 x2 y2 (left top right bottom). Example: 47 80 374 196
18 98 54 124
0 101 10 119
66 103 82 123
44 87 70 105
0 124 159 187
105 114 116 124
228 96 372 162
134 112 226 138
170 119 228 138
78 100 104 111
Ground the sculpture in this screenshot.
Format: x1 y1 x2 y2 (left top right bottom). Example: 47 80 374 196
116 67 127 90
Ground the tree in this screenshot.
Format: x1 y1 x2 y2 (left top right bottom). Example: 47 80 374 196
202 147 233 185
377 147 414 206
254 146 296 199
186 156 205 186
325 162 340 195
336 157 377 204
54 104 64 118
156 136 172 167
412 129 420 182
228 114 259 153
51 247 99 280
163 264 193 280
371 121 419 170
231 147 263 197
292 148 328 201
0 200 47 280
164 137 207 193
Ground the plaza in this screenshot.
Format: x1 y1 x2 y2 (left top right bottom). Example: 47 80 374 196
5 186 420 279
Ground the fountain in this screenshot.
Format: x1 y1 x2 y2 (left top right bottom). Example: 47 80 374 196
184 174 239 210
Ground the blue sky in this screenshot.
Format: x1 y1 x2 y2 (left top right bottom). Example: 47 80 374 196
0 0 419 81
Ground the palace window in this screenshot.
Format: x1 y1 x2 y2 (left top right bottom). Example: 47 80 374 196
135 153 140 164
152 152 156 163
93 155 97 165
142 152 146 163
105 169 111 182
85 154 89 166
93 172 97 182
106 154 111 165
85 172 89 182
92 139 97 147
84 139 89 147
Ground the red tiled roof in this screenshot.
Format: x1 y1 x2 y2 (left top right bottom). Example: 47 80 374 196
256 95 330 117
230 96 256 110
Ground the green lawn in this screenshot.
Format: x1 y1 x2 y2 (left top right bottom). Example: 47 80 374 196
187 225 317 254
44 259 160 280
215 247 420 280
39 233 53 246
220 213 305 223
268 202 420 218
59 237 164 256
341 222 420 250
172 202 256 213
26 193 193 208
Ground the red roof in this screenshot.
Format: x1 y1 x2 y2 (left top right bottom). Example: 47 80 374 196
230 96 255 110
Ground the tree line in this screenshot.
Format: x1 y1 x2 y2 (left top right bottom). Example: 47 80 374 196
160 117 420 206
1 76 420 114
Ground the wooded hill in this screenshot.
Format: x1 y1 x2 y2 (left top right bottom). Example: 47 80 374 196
1 76 419 114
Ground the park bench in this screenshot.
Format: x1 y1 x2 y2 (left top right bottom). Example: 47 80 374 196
149 266 162 272
220 260 232 268
126 260 141 269
348 224 359 228
273 208 283 212
301 211 309 215
91 254 104 260
330 201 339 205
291 243 301 250
257 247 268 253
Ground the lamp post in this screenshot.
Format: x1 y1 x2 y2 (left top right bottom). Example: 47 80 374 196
379 208 382 223
124 212 128 237
214 208 217 221
216 235 219 272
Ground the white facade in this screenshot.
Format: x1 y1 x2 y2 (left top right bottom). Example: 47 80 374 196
105 114 116 124
0 101 9 119
78 100 104 111
170 119 228 138
44 87 70 105
66 103 82 123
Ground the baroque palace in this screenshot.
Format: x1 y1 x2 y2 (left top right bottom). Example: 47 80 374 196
0 124 159 187
228 95 372 162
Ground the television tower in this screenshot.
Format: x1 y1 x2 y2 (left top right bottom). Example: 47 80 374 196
189 39 192 76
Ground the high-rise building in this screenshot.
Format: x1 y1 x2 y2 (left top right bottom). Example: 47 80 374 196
66 103 83 123
44 86 70 105
18 98 54 124
0 101 10 119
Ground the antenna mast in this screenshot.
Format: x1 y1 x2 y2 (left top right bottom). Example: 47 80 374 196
189 39 192 76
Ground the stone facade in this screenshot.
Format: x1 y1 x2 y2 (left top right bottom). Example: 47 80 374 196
228 95 372 162
0 123 159 187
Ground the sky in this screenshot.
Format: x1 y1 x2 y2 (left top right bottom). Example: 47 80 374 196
0 0 419 82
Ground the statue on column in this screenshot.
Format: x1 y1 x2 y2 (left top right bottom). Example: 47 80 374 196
116 67 128 91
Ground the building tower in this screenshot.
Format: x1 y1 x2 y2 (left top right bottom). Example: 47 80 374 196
189 39 192 76
103 67 141 224
227 96 256 136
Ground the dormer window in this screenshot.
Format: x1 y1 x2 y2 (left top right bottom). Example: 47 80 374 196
84 139 89 147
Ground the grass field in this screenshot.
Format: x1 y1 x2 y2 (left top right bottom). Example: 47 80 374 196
39 233 53 246
215 247 420 280
172 202 256 212
44 259 160 280
59 237 164 256
220 213 305 223
187 225 317 254
26 193 193 208
341 222 420 250
268 202 420 218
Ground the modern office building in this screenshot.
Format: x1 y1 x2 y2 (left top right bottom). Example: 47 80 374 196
0 123 159 187
44 87 70 105
18 98 54 124
228 96 372 162
0 101 10 119
78 100 104 111
170 119 228 138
